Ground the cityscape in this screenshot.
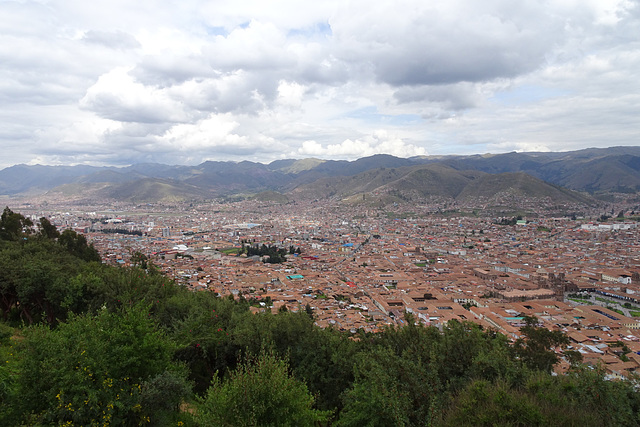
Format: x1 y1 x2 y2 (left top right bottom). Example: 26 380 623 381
11 191 640 380
3 0 640 421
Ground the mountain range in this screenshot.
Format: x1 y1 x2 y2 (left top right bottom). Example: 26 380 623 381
2 146 640 204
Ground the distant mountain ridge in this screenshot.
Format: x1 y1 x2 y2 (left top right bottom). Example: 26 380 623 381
429 147 640 193
290 164 593 206
2 146 640 203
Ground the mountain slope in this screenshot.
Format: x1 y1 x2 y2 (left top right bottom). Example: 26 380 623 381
1 147 639 199
0 164 102 194
438 149 640 193
290 163 594 206
380 165 482 198
102 178 211 202
455 172 593 204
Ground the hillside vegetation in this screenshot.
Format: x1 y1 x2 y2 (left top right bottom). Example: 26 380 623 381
293 164 594 206
1 207 638 426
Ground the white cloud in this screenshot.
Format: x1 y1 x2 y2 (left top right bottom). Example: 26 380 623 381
0 0 639 169
487 141 552 153
80 67 190 123
156 113 286 162
159 114 247 151
329 0 562 85
298 130 427 159
277 80 305 109
82 30 141 50
202 21 295 72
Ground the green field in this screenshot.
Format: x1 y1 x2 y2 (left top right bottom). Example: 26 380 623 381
568 298 594 305
219 247 241 255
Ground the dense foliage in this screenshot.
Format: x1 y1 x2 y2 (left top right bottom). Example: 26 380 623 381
100 228 144 236
196 351 331 426
240 242 290 263
1 206 639 426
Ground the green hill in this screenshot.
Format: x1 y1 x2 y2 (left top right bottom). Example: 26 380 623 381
291 164 594 206
456 172 594 204
103 178 211 202
251 190 290 203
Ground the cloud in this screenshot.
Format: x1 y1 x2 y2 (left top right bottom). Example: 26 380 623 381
202 21 295 72
0 0 639 169
330 0 562 86
487 141 552 153
159 114 247 151
156 113 286 161
277 80 306 109
82 30 141 50
131 54 213 86
393 83 483 110
298 130 427 159
80 68 190 123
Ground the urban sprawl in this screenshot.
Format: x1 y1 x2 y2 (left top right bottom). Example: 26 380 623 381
13 197 640 380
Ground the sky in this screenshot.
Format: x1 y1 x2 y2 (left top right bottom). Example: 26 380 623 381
1 0 639 168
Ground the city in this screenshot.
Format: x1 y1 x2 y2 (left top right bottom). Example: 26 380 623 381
3 0 639 423
12 194 640 380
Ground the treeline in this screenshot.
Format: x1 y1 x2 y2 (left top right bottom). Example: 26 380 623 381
1 207 640 425
495 216 523 226
101 228 144 236
239 241 300 263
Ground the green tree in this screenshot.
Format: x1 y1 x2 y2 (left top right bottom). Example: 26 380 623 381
0 238 89 324
444 368 640 426
196 351 330 426
139 368 192 425
130 251 148 269
512 316 569 373
58 229 101 262
168 291 244 395
305 303 314 319
14 304 187 426
227 309 359 412
443 379 545 426
337 346 440 426
0 207 33 241
37 217 60 240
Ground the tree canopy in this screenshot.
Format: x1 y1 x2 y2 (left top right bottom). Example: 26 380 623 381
0 207 638 426
196 351 331 426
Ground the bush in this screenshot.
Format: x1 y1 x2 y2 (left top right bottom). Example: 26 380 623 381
196 351 331 426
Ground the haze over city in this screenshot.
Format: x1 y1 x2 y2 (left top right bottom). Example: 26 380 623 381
2 0 639 169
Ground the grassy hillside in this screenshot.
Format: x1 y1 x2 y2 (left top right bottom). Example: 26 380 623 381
291 164 594 207
103 178 211 202
456 172 594 204
251 190 290 203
